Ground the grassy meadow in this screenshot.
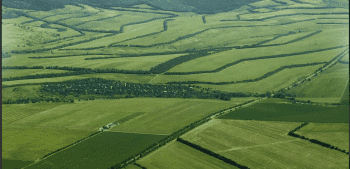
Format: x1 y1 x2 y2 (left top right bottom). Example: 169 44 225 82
195 65 323 93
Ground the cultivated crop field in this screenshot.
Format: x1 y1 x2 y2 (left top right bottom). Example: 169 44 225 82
2 0 349 168
25 132 166 169
218 100 349 123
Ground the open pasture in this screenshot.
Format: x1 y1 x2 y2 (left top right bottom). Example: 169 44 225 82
181 119 302 152
25 132 166 169
286 62 349 101
249 0 283 8
25 5 85 18
137 141 236 169
295 123 349 151
152 48 344 84
2 69 71 79
218 101 349 123
219 139 348 169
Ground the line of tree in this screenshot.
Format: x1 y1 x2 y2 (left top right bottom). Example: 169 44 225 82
2 66 45 69
2 67 151 82
177 138 249 169
2 97 74 104
165 45 343 75
166 62 327 85
338 60 349 64
287 123 349 155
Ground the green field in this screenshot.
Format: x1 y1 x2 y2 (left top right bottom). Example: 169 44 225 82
218 101 349 123
295 123 349 151
182 119 302 152
138 141 236 169
25 132 166 169
286 62 349 102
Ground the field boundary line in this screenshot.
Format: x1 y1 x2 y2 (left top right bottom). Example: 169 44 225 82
148 74 159 84
177 138 250 169
339 81 349 103
105 130 169 136
287 122 349 155
22 131 103 169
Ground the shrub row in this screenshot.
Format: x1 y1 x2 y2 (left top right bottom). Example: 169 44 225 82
177 138 249 168
166 62 327 85
287 123 349 155
165 45 343 75
2 66 151 81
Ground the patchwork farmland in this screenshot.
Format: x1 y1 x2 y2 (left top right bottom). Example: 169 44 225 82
2 0 349 168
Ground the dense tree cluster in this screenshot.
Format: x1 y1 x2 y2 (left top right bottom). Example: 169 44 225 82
39 78 243 101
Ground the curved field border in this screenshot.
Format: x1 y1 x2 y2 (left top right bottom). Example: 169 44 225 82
166 62 327 85
110 18 317 48
165 45 344 75
221 12 349 22
11 12 177 54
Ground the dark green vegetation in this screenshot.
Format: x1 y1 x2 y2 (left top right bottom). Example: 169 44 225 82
2 159 33 169
218 102 349 123
25 132 166 169
2 78 254 104
177 138 249 169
